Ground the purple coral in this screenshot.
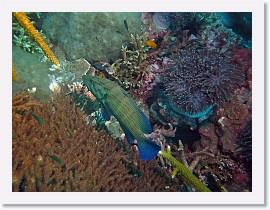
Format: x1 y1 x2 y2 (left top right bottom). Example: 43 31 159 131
197 50 245 104
171 88 212 118
163 48 244 117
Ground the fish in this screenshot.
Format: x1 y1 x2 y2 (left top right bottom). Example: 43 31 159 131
146 40 158 49
47 154 62 164
83 75 161 160
124 19 129 32
30 112 44 124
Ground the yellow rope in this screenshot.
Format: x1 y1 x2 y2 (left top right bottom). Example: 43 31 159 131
13 12 60 66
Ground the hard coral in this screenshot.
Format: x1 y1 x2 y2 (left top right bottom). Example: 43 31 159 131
12 92 134 191
12 90 184 192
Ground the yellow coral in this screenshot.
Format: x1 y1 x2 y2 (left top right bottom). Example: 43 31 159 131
13 12 60 66
159 146 211 192
12 64 19 81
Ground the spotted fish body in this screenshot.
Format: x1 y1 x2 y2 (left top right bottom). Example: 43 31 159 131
83 75 160 160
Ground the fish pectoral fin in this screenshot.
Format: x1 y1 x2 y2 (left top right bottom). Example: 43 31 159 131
120 123 135 145
137 139 161 161
101 103 111 121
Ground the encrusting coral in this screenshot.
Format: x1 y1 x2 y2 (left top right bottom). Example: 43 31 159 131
13 12 60 66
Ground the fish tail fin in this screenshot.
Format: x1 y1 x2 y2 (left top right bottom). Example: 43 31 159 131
137 139 161 161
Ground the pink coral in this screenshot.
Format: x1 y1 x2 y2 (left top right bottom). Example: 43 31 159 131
138 63 163 102
233 48 252 90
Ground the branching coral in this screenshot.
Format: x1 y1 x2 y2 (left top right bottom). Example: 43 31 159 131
12 92 133 191
159 146 211 192
12 90 43 114
13 12 60 66
12 90 186 192
12 64 19 81
110 33 150 90
198 153 251 192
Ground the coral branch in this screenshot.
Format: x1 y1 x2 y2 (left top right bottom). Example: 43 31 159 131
13 12 60 66
177 140 190 170
12 64 19 81
12 91 43 113
159 146 211 192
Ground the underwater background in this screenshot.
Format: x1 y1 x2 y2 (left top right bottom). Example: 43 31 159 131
12 12 252 192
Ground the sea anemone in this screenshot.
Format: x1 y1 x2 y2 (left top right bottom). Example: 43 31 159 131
163 48 244 118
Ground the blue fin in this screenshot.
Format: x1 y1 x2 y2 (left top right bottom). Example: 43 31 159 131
101 103 111 121
137 139 161 161
120 123 135 145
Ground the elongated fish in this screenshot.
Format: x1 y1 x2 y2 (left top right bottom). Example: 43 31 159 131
83 75 160 160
